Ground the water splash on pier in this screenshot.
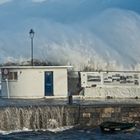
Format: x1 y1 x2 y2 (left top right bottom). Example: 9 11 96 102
0 106 77 131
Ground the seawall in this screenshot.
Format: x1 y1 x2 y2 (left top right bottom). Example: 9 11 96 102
78 104 140 128
0 98 140 131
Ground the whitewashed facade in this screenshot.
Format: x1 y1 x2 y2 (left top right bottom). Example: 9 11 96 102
80 71 140 98
1 66 69 98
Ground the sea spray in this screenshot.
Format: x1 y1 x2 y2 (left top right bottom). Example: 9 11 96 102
0 0 140 70
0 106 78 131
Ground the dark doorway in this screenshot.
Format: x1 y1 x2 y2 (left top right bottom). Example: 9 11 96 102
45 71 53 96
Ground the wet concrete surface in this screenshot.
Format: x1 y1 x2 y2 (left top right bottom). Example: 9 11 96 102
0 97 140 107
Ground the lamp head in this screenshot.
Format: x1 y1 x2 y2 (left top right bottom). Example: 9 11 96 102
29 29 35 38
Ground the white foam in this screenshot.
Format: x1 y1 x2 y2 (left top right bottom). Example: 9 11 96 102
0 126 74 135
0 127 32 135
47 126 74 133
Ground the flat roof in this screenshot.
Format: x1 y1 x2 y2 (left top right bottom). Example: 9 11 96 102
0 66 73 69
80 71 140 73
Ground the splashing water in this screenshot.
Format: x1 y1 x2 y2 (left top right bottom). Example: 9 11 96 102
0 0 140 70
0 106 76 131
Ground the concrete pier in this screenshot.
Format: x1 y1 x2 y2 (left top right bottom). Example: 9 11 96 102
0 98 140 131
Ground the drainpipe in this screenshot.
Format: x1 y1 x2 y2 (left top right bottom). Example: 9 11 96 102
5 78 9 98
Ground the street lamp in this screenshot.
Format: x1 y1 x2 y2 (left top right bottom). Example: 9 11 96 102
29 29 35 66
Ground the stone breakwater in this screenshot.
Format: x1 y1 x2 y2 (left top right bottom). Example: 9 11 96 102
0 101 140 131
78 105 140 127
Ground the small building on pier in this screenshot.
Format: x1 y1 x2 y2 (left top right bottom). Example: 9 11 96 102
80 71 140 98
0 66 71 98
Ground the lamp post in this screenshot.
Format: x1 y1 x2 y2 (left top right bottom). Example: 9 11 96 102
29 29 35 66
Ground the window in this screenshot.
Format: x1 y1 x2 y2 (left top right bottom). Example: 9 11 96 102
8 72 18 80
87 75 101 82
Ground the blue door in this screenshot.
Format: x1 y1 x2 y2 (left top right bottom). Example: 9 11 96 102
45 71 53 96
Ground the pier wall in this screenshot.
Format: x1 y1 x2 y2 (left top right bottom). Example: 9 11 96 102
0 104 140 131
78 105 140 127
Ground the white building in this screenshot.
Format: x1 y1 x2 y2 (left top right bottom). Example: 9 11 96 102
80 71 140 98
0 66 70 98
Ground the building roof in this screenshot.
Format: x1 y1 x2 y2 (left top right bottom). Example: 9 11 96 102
0 66 73 70
80 70 140 73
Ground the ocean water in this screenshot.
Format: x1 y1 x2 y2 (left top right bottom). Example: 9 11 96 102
0 127 140 140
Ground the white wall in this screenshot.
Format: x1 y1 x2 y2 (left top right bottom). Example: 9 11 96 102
84 87 140 98
1 67 68 98
80 71 140 98
54 69 67 96
81 72 140 88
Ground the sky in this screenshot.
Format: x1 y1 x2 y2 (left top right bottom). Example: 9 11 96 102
0 0 140 70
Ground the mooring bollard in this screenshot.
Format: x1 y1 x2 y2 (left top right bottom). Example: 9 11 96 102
68 95 73 105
